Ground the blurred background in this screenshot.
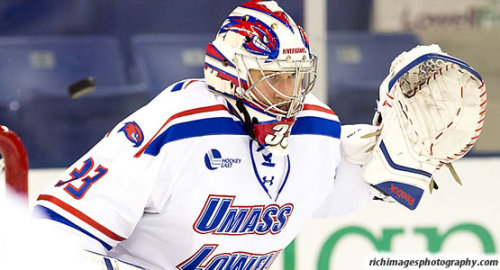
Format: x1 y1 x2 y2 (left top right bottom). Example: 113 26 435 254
0 0 499 269
0 0 498 168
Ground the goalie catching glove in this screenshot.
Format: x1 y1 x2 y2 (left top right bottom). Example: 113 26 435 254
361 44 487 210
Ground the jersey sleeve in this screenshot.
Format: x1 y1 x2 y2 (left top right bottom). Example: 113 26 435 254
35 81 201 251
313 134 373 218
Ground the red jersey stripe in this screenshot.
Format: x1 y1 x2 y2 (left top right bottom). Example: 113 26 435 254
37 194 126 241
303 104 336 115
134 104 230 158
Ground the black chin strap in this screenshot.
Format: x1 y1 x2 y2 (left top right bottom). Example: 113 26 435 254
236 99 257 140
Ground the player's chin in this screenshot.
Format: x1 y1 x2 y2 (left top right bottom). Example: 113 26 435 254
277 103 291 112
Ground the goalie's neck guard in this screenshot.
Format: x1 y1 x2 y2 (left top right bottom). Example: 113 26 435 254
215 91 295 156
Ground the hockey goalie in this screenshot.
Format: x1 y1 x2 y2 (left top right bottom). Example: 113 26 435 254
32 44 486 270
344 44 487 210
30 1 487 268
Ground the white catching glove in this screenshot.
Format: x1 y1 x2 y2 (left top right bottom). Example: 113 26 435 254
361 44 487 210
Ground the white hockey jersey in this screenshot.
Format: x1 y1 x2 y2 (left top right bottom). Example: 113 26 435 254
35 79 370 270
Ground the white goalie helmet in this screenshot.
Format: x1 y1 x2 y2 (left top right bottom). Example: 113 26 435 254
204 0 317 154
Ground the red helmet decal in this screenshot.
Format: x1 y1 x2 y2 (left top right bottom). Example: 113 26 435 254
241 0 294 33
219 16 280 59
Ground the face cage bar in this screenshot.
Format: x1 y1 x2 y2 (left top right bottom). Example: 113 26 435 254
234 53 317 118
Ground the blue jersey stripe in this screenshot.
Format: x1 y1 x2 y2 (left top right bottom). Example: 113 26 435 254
144 116 340 157
34 205 113 250
171 81 184 92
292 116 341 139
144 117 247 156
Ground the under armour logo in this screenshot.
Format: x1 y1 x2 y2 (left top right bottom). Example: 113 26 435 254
263 176 274 186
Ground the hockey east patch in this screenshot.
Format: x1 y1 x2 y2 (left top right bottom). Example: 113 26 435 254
193 195 293 235
204 149 242 170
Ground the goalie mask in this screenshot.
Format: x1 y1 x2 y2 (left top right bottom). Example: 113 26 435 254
204 0 317 154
